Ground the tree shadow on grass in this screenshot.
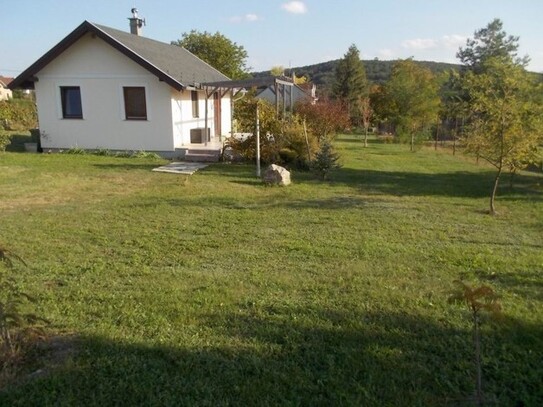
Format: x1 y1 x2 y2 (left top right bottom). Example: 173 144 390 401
328 168 543 201
1 308 540 406
474 268 543 302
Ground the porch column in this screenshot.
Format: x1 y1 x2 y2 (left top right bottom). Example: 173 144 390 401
204 92 209 146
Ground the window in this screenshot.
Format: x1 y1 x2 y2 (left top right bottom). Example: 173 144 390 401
191 90 199 118
123 87 147 120
60 86 82 119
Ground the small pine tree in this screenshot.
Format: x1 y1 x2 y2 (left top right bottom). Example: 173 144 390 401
311 141 341 180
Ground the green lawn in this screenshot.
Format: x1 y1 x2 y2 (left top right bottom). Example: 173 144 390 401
1 136 542 406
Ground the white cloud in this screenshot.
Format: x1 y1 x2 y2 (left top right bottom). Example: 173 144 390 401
229 14 260 23
442 35 467 50
378 48 395 59
402 38 437 50
281 1 308 14
245 14 259 22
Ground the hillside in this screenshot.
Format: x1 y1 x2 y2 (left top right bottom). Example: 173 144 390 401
254 59 460 96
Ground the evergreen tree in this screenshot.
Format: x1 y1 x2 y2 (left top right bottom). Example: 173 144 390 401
457 18 529 72
333 44 368 124
311 140 341 180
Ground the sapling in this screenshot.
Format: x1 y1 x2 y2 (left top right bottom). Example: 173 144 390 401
0 247 46 357
449 280 501 406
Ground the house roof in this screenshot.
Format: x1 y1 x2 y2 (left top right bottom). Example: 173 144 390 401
0 76 14 88
9 21 230 91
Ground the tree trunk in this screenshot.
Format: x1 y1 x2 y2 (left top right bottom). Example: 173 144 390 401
410 133 414 152
453 118 458 156
490 166 502 215
303 119 311 161
364 127 368 148
473 312 483 407
434 122 439 150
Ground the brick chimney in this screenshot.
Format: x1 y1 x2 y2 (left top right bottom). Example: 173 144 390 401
128 8 145 36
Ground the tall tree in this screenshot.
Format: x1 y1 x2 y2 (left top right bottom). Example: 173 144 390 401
458 20 542 215
461 58 542 215
172 30 249 79
333 44 368 124
382 59 440 151
457 18 529 71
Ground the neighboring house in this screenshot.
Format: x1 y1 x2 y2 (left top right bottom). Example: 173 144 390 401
9 18 234 158
0 76 14 101
256 79 317 106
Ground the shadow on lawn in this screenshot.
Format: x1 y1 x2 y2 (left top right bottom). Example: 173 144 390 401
329 168 543 200
1 308 541 406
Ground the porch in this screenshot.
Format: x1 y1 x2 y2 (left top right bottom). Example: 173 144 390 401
175 139 224 162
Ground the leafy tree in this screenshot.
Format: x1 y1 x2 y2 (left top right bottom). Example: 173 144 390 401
381 59 440 151
270 66 285 77
172 30 249 79
293 73 308 85
333 44 368 124
296 99 350 143
461 57 543 215
457 18 529 71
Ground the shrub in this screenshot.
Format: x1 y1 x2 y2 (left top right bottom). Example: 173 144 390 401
311 140 341 180
0 131 12 152
0 99 38 131
296 99 350 142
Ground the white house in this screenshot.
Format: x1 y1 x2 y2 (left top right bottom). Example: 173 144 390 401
9 18 235 159
0 76 13 101
256 81 317 106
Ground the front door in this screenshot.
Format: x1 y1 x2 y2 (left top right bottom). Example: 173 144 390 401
213 92 221 138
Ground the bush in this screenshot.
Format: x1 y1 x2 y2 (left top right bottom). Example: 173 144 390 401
0 131 12 152
296 99 350 141
0 99 38 131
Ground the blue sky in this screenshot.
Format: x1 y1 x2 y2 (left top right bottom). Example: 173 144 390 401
1 0 542 77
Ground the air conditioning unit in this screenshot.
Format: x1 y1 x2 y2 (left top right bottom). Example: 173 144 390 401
190 128 210 144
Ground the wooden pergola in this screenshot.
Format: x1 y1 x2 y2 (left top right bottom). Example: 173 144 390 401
200 76 295 175
200 76 295 137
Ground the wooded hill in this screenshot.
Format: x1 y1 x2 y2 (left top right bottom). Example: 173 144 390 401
254 59 460 96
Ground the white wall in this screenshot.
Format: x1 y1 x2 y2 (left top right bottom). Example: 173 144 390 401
0 86 12 101
170 89 231 147
35 33 174 152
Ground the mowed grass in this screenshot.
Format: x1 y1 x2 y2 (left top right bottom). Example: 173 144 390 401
0 135 542 406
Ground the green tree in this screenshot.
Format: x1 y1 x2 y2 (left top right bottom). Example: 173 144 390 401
382 59 440 151
172 30 249 79
270 66 285 77
461 58 543 215
333 44 368 124
457 18 529 71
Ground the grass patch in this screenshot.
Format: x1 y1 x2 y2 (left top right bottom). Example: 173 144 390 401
0 135 541 405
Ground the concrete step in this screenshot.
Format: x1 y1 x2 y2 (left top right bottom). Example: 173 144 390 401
184 152 220 162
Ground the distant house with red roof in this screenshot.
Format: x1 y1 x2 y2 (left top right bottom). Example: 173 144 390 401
0 76 14 101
